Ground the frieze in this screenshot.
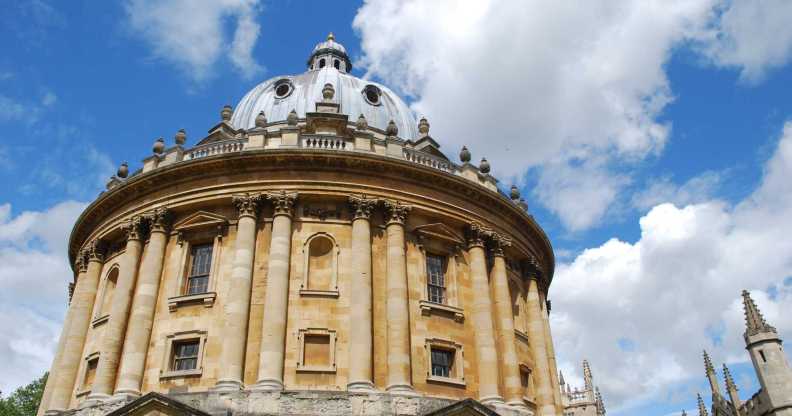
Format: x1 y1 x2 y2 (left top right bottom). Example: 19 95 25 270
301 204 342 220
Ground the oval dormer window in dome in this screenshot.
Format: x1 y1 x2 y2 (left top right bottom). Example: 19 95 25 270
274 79 294 99
363 85 381 106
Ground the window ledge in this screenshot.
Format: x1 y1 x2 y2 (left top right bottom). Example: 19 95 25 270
91 314 109 328
160 368 202 379
299 289 339 298
419 300 464 322
514 329 529 343
426 375 466 387
168 292 216 312
296 365 336 373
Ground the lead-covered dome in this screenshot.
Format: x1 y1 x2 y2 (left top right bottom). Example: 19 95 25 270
231 34 418 139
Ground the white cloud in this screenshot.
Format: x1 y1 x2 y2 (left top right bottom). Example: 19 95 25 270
632 171 722 211
550 122 792 413
353 0 792 231
0 200 86 394
698 0 792 83
124 0 264 82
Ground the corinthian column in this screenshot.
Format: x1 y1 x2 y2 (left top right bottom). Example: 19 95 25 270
115 208 172 398
383 200 415 394
489 235 528 411
215 194 262 391
254 191 297 391
540 291 563 414
466 223 503 405
45 242 103 414
88 218 145 401
525 262 555 416
347 195 377 392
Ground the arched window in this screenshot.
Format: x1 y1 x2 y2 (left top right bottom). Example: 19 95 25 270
97 267 119 319
333 59 340 70
319 58 326 68
300 233 339 296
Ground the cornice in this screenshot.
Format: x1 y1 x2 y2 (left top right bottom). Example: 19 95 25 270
68 149 555 287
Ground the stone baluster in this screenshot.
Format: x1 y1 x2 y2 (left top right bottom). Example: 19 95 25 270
525 260 555 416
489 233 529 411
215 194 262 391
43 247 98 414
114 208 172 398
383 200 415 394
88 218 146 401
466 223 503 406
347 195 377 392
254 191 298 391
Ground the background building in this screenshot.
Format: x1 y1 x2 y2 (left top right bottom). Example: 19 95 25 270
560 361 605 416
38 35 568 416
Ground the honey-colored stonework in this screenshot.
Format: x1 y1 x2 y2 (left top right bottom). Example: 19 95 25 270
39 34 565 416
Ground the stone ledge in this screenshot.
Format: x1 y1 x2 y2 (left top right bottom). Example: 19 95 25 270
167 292 216 311
419 300 464 323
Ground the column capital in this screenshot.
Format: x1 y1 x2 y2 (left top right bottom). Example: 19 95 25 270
121 216 147 242
522 256 542 281
466 222 490 248
488 233 511 258
75 254 89 273
382 199 411 225
145 207 173 234
266 190 298 218
83 239 106 264
232 193 263 219
349 194 376 220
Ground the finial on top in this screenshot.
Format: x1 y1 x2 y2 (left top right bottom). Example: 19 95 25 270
174 129 186 145
287 109 298 126
418 117 430 137
510 185 520 201
152 137 165 154
559 371 565 386
479 157 490 174
697 393 709 416
386 119 398 137
681 411 687 416
255 111 267 128
322 83 335 101
327 32 335 41
583 360 593 390
722 364 737 391
117 162 129 178
356 114 368 131
221 105 233 121
742 289 777 337
460 146 471 163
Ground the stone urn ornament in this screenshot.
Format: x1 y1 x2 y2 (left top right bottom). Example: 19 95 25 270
117 162 129 178
174 129 187 145
152 137 165 154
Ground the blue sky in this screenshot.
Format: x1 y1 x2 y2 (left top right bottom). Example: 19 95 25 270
2 1 792 415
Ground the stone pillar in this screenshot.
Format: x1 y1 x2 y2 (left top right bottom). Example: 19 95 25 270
467 223 503 406
540 291 563 414
88 219 145 401
215 194 262 391
254 191 297 391
526 265 555 416
41 252 90 415
489 235 528 411
114 208 172 398
347 195 377 392
383 200 415 394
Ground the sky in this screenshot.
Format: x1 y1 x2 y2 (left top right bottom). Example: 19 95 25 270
1 1 792 414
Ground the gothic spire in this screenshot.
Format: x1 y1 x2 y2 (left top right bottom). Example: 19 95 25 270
703 350 721 395
583 360 593 390
559 370 566 386
742 290 776 337
697 393 709 416
723 364 742 412
595 387 606 415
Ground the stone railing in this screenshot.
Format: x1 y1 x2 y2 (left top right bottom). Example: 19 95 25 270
564 390 592 404
301 135 350 151
187 138 247 160
402 148 456 173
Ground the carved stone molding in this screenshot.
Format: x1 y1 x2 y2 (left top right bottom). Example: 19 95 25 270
122 216 147 242
266 190 298 217
466 222 490 249
83 239 107 264
146 207 173 234
348 194 376 220
382 199 411 225
232 193 263 219
489 232 512 258
75 254 89 273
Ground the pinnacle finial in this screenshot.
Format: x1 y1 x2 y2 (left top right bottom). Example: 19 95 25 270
327 32 335 41
221 104 233 121
742 289 776 337
723 364 737 391
595 387 606 415
559 370 565 386
697 393 709 416
418 117 430 136
703 350 714 374
681 411 687 416
583 360 593 390
703 350 721 395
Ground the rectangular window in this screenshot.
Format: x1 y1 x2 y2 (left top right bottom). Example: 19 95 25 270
187 244 212 295
303 334 331 367
426 254 446 304
83 357 98 388
172 340 200 371
431 348 454 378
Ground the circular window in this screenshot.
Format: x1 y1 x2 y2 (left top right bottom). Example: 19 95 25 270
274 79 293 99
363 85 381 106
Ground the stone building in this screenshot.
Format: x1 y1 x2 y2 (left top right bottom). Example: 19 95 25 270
559 361 605 416
696 291 792 416
38 34 566 416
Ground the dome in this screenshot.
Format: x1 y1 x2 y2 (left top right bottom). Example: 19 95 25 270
231 35 419 139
